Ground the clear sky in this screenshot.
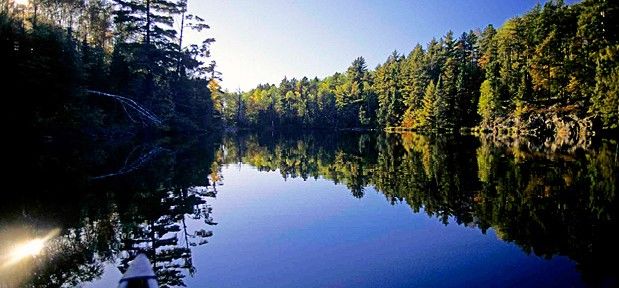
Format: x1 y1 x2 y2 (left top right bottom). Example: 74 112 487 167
186 0 575 91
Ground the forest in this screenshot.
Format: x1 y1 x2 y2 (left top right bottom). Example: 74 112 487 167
1 0 222 137
1 0 617 138
222 0 618 137
1 1 617 286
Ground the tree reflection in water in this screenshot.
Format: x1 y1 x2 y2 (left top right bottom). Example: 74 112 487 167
222 131 617 286
0 131 616 286
1 136 222 287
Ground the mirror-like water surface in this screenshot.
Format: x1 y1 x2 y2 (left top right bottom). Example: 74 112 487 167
1 132 617 287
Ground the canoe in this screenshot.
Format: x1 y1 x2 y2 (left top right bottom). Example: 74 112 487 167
118 254 159 288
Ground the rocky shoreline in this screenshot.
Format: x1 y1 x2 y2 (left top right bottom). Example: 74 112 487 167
474 104 601 153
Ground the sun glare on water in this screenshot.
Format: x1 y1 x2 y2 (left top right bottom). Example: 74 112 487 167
9 239 45 260
1 229 59 268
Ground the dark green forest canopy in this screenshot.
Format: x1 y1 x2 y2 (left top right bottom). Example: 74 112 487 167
223 0 618 134
0 0 222 136
1 0 618 137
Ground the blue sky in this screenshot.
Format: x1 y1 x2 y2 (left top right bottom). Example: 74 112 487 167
186 0 576 91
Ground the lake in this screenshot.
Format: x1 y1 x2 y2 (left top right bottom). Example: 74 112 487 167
0 131 617 287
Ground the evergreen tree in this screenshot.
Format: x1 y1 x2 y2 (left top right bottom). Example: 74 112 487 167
419 80 437 129
478 80 497 126
376 51 405 127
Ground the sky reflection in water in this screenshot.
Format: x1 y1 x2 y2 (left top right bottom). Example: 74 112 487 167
185 164 583 288
2 132 616 287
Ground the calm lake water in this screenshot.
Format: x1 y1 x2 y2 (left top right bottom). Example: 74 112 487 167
1 132 617 287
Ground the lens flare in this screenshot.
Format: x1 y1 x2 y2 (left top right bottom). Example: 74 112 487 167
9 239 44 259
1 228 60 268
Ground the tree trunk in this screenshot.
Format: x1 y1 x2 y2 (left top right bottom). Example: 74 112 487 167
177 2 186 77
32 0 37 28
145 0 153 102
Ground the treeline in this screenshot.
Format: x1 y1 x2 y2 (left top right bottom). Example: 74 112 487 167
225 0 618 132
0 0 222 135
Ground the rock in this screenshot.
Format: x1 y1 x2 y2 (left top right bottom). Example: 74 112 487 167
481 103 598 153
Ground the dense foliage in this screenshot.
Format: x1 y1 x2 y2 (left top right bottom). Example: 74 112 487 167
226 0 618 131
0 0 221 135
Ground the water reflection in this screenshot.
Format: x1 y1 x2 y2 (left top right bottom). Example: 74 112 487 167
221 131 617 286
0 131 617 286
1 136 221 287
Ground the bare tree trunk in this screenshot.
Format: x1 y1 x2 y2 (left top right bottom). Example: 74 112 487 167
32 0 37 28
177 0 187 77
85 89 163 125
236 90 243 125
68 12 73 39
144 0 153 102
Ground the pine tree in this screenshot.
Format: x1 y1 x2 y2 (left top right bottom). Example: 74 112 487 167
478 80 496 127
376 51 404 127
113 0 182 104
419 80 437 129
